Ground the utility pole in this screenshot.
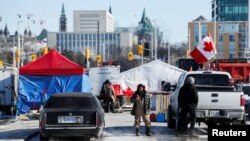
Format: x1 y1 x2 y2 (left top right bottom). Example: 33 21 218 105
213 0 217 58
97 21 100 55
17 14 22 69
151 33 153 60
248 0 250 49
0 16 2 27
167 37 170 64
141 40 144 65
198 21 202 42
102 44 105 62
188 28 191 58
21 36 24 66
154 20 157 60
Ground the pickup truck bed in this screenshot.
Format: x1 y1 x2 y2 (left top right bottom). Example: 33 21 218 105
168 71 246 128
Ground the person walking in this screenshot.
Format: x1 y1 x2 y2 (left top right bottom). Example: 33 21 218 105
130 84 152 136
104 80 116 113
177 76 198 136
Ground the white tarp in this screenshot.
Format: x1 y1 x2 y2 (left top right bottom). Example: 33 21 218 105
109 60 186 92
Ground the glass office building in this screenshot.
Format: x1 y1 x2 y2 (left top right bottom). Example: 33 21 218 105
188 20 248 59
55 32 120 55
212 0 248 21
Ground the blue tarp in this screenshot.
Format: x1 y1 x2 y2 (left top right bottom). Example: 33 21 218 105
17 74 91 115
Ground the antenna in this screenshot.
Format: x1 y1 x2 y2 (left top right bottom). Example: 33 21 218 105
25 14 34 30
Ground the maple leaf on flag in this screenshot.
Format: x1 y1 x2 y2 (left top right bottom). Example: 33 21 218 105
203 41 214 52
113 84 121 96
190 34 216 64
122 87 134 97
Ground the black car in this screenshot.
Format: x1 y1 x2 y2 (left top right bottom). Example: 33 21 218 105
39 93 105 141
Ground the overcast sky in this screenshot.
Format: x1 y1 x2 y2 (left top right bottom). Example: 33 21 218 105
0 0 212 43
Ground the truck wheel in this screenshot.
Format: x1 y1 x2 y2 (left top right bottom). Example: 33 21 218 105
241 115 246 125
167 106 176 128
248 104 250 120
233 115 246 125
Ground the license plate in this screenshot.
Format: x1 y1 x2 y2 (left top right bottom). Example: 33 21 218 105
58 116 83 123
209 110 219 116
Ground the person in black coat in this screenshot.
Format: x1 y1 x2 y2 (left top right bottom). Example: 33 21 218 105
177 76 198 136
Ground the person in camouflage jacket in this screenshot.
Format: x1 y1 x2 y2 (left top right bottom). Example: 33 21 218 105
130 84 152 136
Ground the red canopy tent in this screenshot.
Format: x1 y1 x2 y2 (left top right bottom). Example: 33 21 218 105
17 49 91 115
20 49 85 75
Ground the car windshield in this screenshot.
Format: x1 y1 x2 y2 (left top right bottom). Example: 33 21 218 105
45 96 95 109
186 74 229 86
242 85 250 95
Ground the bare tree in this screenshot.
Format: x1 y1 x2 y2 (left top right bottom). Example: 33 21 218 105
157 41 187 65
74 52 85 66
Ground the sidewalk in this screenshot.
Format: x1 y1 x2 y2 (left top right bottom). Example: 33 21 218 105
0 118 39 141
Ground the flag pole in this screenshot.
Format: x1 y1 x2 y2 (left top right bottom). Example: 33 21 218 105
188 28 191 58
198 21 202 42
213 0 217 59
248 0 250 49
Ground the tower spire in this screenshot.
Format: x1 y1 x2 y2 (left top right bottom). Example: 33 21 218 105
61 3 65 15
141 8 146 23
59 3 67 32
109 5 112 14
3 24 9 37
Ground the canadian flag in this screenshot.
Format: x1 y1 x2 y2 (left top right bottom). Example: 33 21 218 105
190 34 217 64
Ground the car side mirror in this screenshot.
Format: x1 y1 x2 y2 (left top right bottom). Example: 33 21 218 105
170 85 177 91
161 81 171 91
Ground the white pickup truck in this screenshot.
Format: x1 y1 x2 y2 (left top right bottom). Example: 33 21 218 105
167 71 246 128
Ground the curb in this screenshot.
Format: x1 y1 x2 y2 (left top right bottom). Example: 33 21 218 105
24 129 39 141
0 120 16 129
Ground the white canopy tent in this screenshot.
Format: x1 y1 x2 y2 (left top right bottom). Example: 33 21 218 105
109 60 186 93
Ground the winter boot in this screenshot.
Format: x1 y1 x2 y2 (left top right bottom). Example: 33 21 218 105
145 126 152 136
135 128 140 136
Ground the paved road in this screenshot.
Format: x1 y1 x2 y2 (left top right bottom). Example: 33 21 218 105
1 113 249 141
0 118 38 141
30 112 208 141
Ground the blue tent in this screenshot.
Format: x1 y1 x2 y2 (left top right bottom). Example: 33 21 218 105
17 49 91 114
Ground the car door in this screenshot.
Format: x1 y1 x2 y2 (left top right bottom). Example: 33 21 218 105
171 73 186 113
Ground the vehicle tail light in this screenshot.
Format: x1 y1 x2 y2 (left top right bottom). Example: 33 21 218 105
96 112 101 128
41 113 47 128
240 95 245 107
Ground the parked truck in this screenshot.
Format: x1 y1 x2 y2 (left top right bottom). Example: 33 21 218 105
0 66 17 115
167 71 246 128
214 59 250 83
88 66 120 97
178 58 250 83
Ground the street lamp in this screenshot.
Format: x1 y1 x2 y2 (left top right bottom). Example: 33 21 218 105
152 19 157 60
17 14 22 69
40 20 46 30
168 39 170 64
248 0 250 49
26 14 33 31
97 21 100 55
102 43 105 62
187 28 191 58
